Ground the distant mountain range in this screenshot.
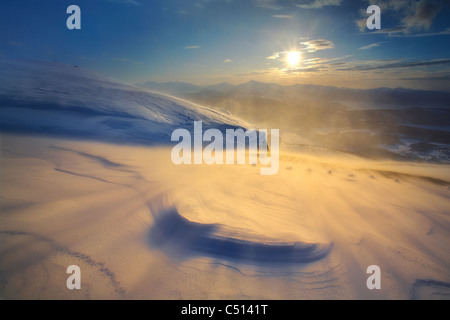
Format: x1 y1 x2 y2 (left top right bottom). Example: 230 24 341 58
138 80 450 108
138 79 450 162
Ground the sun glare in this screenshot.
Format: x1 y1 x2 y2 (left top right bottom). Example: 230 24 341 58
286 51 301 67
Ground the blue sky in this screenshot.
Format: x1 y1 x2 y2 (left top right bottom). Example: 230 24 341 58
1 0 450 90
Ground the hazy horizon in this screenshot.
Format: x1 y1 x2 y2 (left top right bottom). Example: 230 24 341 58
138 77 450 92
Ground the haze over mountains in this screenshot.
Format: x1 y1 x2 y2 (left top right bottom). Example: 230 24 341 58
140 80 450 162
139 80 450 107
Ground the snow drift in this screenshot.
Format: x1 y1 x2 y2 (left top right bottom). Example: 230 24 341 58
1 59 450 300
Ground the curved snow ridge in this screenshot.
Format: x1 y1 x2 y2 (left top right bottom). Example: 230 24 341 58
148 205 332 265
0 59 250 144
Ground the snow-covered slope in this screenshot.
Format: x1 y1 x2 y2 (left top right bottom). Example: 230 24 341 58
0 59 249 144
1 59 450 300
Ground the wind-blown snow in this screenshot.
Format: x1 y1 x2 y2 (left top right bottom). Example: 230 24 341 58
0 59 250 144
1 60 450 300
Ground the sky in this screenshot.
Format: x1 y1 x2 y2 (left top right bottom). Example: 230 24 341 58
1 0 450 90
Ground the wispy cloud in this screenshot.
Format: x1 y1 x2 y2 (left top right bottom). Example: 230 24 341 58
355 10 368 32
272 14 292 18
266 52 281 60
368 27 450 37
184 45 201 49
358 0 445 33
358 42 384 50
365 27 409 35
255 0 343 10
271 56 450 75
402 0 442 31
238 55 450 89
300 39 334 52
254 0 282 10
304 55 352 65
398 28 450 37
223 59 232 63
335 58 450 72
265 39 336 66
296 0 342 9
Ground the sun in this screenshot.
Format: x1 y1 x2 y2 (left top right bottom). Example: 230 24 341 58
286 51 301 67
